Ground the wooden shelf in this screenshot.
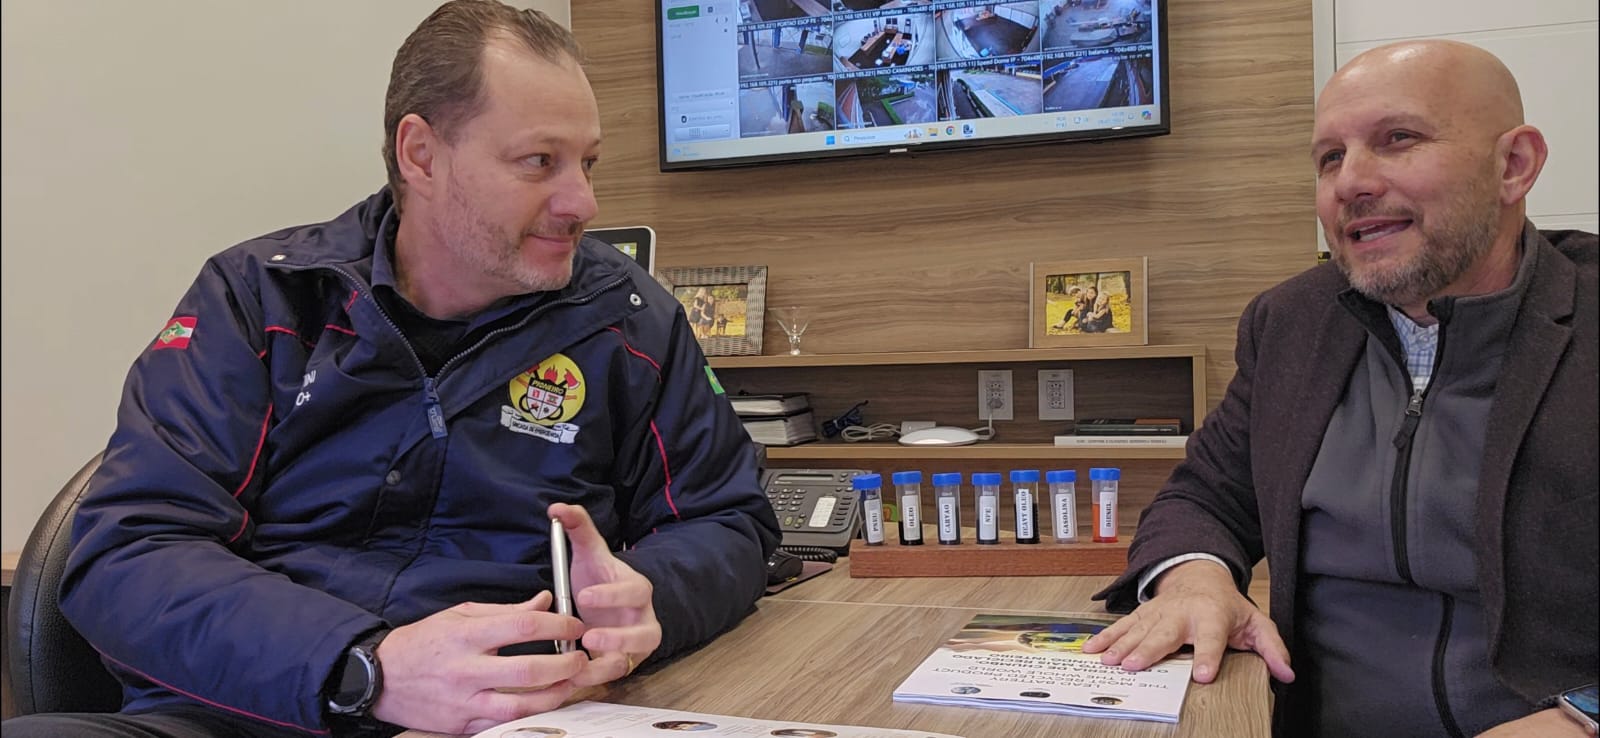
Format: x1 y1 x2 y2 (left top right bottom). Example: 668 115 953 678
709 344 1205 369
766 442 1186 460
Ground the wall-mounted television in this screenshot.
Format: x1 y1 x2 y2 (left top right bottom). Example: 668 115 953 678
655 0 1169 171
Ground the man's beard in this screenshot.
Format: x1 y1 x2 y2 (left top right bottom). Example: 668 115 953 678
442 182 578 295
1330 179 1501 308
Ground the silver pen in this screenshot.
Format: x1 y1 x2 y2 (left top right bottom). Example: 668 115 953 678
549 518 576 654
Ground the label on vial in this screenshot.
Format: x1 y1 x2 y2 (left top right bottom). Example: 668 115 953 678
863 498 885 544
1097 492 1118 538
1054 493 1077 540
901 493 922 541
1015 490 1035 539
978 497 998 539
938 497 958 541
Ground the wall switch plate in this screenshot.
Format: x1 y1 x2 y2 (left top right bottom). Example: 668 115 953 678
1038 369 1075 420
977 369 1014 421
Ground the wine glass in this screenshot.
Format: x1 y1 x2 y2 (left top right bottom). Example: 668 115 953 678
771 306 810 356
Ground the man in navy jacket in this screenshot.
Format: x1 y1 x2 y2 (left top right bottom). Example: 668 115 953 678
4 3 779 736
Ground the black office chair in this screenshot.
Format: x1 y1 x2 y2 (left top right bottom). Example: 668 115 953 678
6 453 124 716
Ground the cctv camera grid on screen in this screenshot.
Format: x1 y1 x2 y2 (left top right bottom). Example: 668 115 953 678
660 0 1164 168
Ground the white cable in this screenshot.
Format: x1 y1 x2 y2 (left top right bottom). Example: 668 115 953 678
968 413 996 441
840 423 901 442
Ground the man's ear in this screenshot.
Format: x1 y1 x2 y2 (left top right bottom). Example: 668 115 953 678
1496 124 1548 206
395 113 441 203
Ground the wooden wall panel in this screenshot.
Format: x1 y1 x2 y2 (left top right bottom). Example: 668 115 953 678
571 0 1315 410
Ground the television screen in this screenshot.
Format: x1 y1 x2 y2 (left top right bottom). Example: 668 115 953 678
656 0 1169 171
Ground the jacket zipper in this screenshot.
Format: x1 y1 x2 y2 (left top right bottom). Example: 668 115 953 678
1387 386 1425 583
1384 318 1462 737
1431 594 1466 738
325 266 629 438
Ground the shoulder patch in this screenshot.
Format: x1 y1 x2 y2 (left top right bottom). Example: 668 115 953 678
152 316 197 350
705 365 725 395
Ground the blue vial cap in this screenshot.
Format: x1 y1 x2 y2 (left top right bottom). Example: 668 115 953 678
972 472 1002 486
1009 469 1040 483
1088 468 1103 480
891 470 922 485
851 473 882 490
1104 467 1121 481
931 472 963 486
1046 469 1077 483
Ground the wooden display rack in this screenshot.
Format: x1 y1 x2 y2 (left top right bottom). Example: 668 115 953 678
847 534 1131 578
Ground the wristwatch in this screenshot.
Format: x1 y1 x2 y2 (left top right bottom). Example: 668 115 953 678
326 628 390 717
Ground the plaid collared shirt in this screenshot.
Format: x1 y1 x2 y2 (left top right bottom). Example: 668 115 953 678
1387 306 1440 392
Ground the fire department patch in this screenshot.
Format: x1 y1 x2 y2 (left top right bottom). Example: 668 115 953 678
502 354 586 444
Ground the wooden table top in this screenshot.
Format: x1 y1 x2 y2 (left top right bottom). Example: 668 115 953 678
403 559 1271 738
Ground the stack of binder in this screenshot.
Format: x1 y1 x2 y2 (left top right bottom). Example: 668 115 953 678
728 392 818 447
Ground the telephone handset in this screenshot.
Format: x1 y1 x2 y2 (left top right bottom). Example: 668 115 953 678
761 468 866 561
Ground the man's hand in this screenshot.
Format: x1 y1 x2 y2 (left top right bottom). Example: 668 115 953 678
1477 708 1594 737
1081 560 1295 684
549 503 663 687
370 591 589 735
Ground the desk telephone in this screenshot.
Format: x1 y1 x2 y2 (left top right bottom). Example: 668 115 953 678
762 468 865 561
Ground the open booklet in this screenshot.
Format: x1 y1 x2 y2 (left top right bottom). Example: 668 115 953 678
470 700 965 738
892 614 1192 723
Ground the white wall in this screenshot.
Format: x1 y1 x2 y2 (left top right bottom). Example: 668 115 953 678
1316 0 1599 234
0 1 569 551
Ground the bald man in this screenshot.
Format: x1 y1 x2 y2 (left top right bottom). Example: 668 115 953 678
1085 41 1597 738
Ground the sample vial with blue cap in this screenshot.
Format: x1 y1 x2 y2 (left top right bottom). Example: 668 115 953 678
853 473 885 546
1010 469 1041 544
892 471 924 545
1047 469 1079 543
1043 470 1081 541
933 472 962 545
973 472 1002 544
1092 467 1120 543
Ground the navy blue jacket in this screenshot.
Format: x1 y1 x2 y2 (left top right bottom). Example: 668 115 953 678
60 190 780 734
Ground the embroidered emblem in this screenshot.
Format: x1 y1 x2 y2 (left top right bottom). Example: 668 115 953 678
705 365 725 395
502 354 586 444
152 317 197 350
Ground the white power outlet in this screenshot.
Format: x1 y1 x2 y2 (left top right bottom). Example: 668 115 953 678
977 369 1014 421
1038 369 1075 420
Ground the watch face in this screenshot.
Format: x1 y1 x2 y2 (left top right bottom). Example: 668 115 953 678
329 649 375 713
1564 684 1599 722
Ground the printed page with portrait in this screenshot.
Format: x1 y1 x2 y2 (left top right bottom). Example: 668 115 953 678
892 614 1191 723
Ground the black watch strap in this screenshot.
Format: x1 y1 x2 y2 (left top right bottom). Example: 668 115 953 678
326 628 391 717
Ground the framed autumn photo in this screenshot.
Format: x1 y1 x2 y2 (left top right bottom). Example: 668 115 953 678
1030 257 1148 348
656 265 768 356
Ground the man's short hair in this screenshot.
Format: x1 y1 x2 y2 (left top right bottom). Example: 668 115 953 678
383 0 584 212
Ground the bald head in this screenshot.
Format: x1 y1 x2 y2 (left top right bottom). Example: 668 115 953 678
1322 40 1525 141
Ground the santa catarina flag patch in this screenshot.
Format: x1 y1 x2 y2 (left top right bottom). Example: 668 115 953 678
153 316 197 350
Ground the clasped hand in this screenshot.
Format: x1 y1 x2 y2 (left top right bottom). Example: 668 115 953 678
368 503 662 735
1081 560 1295 685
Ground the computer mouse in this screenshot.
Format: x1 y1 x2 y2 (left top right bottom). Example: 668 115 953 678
898 426 981 446
766 549 804 586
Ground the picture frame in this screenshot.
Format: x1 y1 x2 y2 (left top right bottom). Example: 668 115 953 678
656 265 768 356
1029 257 1149 348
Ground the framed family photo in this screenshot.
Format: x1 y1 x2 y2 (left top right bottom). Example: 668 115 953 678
1029 257 1148 348
656 265 768 356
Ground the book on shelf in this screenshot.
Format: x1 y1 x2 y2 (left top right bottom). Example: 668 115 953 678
471 700 962 738
893 613 1192 723
742 409 818 447
1054 435 1188 448
728 391 811 417
1071 417 1183 435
